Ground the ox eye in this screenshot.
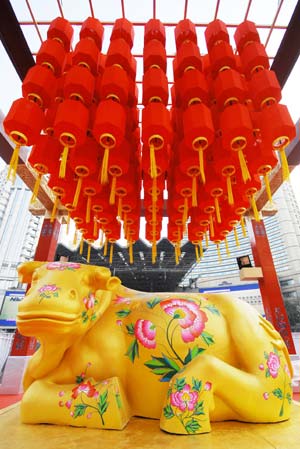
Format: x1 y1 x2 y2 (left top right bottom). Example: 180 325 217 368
69 289 76 300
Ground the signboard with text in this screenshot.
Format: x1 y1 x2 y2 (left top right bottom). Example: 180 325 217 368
0 290 25 327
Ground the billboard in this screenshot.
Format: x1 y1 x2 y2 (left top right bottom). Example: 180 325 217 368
0 290 25 327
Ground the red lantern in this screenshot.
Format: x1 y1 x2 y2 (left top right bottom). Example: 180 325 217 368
142 67 169 105
209 41 236 76
47 17 74 52
240 42 269 79
213 69 247 110
73 38 99 75
175 19 197 50
144 39 167 73
249 69 281 110
111 18 134 49
107 141 131 205
106 38 132 73
44 102 60 135
36 39 66 76
22 65 57 109
100 65 129 104
82 175 102 223
144 19 166 46
63 65 95 105
80 17 104 50
177 142 201 207
176 40 202 76
93 99 126 184
180 69 210 108
54 99 89 178
234 20 261 55
205 19 229 52
213 138 237 206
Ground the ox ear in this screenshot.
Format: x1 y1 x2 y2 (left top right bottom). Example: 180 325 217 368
17 261 46 284
106 276 123 293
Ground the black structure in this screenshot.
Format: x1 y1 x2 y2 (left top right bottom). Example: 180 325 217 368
55 238 197 292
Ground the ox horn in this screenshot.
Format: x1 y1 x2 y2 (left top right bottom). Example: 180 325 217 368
17 261 46 284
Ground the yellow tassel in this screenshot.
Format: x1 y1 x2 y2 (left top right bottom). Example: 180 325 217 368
216 242 222 263
93 218 98 238
30 173 42 204
152 176 158 203
205 231 209 247
101 147 109 185
233 226 240 247
198 149 205 184
264 173 273 203
103 239 108 256
195 244 200 263
117 197 122 219
50 196 59 223
86 195 92 223
214 196 221 223
129 240 134 264
109 175 117 205
79 237 84 255
87 243 91 263
99 229 104 247
66 212 70 235
280 148 290 181
250 194 260 222
238 149 251 183
59 146 69 178
226 175 234 205
199 240 203 258
109 243 114 264
192 176 198 207
225 236 230 256
149 143 157 178
183 197 189 224
175 244 179 265
7 144 20 183
240 215 247 237
73 229 78 246
209 213 215 237
73 176 83 208
152 240 157 264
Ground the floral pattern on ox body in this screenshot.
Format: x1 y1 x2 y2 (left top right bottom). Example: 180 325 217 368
81 292 98 324
57 363 122 425
38 284 60 303
163 377 212 434
46 262 81 271
115 296 220 382
259 346 292 417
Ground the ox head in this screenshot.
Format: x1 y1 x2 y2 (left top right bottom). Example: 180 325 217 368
17 261 122 340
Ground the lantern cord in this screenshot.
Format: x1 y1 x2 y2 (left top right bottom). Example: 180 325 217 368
214 196 221 223
66 212 70 235
263 174 273 203
117 197 122 219
238 149 251 183
175 244 179 265
93 218 98 239
87 243 91 263
198 149 205 184
73 229 77 246
240 216 247 237
152 240 157 264
30 173 42 204
209 213 215 237
7 144 21 183
199 240 204 258
225 236 230 256
152 176 158 203
250 195 260 222
216 243 222 263
109 243 114 264
79 237 84 255
195 244 200 263
205 231 209 247
101 148 109 185
183 197 188 224
149 143 158 179
86 195 92 223
226 175 234 205
192 176 198 207
73 176 83 208
279 148 290 182
152 205 157 223
50 195 59 223
59 146 69 178
233 226 240 247
109 175 117 205
129 240 134 264
103 239 108 256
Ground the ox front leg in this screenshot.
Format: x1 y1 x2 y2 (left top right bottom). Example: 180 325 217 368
21 376 132 430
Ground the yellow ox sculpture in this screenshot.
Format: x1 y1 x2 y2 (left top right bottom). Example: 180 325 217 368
17 261 293 435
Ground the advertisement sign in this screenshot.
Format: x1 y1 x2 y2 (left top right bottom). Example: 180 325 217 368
0 290 25 327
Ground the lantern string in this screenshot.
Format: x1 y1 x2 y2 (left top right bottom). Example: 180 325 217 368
73 176 83 208
250 194 260 222
199 240 204 258
93 218 98 239
129 240 134 264
183 197 188 224
103 238 108 256
226 175 234 205
198 149 205 184
195 244 200 263
175 243 179 265
109 243 114 264
214 196 221 223
225 236 230 256
109 175 117 204
152 176 158 203
238 149 251 182
240 216 247 237
149 143 157 178
87 243 91 263
101 148 109 184
233 226 240 247
30 173 42 204
66 212 70 235
50 195 59 223
279 148 290 181
192 176 198 207
7 144 21 183
59 146 69 178
209 213 215 237
152 239 157 264
86 195 92 223
216 242 222 263
263 173 273 203
205 230 209 247
117 197 122 219
79 236 84 255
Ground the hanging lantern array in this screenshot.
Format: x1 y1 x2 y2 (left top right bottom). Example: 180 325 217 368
3 16 296 266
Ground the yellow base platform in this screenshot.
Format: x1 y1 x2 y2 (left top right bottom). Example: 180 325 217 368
1 402 299 449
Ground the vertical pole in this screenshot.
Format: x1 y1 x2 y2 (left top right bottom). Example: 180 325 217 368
247 219 296 354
